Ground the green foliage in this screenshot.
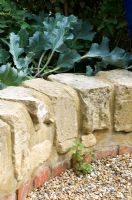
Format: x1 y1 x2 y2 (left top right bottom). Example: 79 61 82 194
71 140 93 174
96 0 126 37
13 0 128 49
0 0 29 37
0 63 27 89
0 1 130 89
9 33 31 72
82 37 132 75
0 13 132 88
0 49 9 64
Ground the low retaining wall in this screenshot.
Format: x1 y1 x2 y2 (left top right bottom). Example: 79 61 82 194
0 69 132 200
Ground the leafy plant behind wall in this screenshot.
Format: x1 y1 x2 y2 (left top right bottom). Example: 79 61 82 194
13 0 128 49
0 13 132 89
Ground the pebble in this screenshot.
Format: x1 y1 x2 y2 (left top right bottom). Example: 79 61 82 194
27 154 132 200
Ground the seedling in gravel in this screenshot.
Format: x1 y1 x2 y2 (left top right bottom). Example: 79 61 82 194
71 140 93 174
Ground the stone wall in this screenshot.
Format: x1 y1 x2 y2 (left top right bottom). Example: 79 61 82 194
0 70 132 200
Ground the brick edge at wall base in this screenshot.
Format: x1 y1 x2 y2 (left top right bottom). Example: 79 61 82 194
3 146 132 200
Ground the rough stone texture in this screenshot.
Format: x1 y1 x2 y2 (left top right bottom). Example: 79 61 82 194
0 86 51 124
31 121 54 147
47 147 59 166
3 193 16 200
30 140 52 171
96 69 132 132
0 120 16 198
94 130 132 152
0 86 55 162
0 100 33 182
47 81 81 133
29 125 53 173
81 134 96 148
56 138 77 154
49 74 112 134
23 78 79 153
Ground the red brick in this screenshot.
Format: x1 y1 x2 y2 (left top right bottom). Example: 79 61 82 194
3 193 16 200
33 166 51 188
17 180 32 200
119 146 132 155
52 160 70 177
95 147 118 160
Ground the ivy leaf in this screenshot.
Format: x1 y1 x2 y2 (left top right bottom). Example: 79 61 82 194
57 49 81 71
0 48 9 64
0 63 27 89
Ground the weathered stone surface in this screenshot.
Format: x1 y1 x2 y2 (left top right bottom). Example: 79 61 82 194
30 140 52 171
94 131 132 151
81 134 96 148
27 88 54 125
47 81 81 132
0 86 51 124
96 70 132 132
27 88 55 146
29 122 53 171
57 138 77 154
0 120 16 198
0 100 34 182
32 122 54 147
23 78 79 153
49 74 112 134
0 86 55 147
47 147 59 166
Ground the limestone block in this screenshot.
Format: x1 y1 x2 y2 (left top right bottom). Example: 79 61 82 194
49 74 112 134
0 86 55 146
0 100 34 182
57 138 77 154
23 78 79 153
32 122 55 146
81 134 96 148
30 140 52 171
96 70 132 132
47 146 59 166
26 88 55 146
0 120 16 197
0 86 51 124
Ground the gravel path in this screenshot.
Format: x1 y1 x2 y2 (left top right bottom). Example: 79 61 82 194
27 154 132 200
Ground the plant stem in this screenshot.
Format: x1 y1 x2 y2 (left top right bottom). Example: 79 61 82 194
81 54 88 60
43 50 55 69
0 38 10 47
35 50 55 77
35 51 46 76
42 66 60 76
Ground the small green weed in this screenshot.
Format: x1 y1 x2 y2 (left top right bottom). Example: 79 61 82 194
71 140 93 174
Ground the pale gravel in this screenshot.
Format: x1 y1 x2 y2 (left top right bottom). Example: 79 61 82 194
27 154 132 200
